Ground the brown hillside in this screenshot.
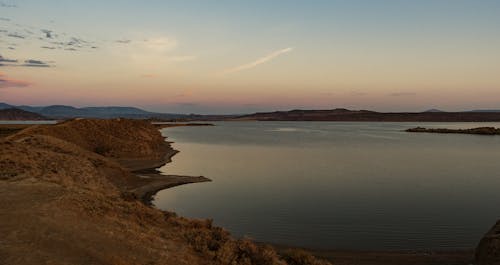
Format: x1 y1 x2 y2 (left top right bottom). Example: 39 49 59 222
11 118 172 170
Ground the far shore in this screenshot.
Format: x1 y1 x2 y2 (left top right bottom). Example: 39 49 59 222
406 126 500 135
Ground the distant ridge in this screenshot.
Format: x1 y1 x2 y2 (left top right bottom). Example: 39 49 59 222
234 108 500 122
0 103 198 120
424 109 444 113
468 109 500 113
0 103 13 109
3 102 500 121
0 108 48 120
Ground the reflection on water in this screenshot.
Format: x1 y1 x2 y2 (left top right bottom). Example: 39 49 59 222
154 122 500 250
0 120 57 124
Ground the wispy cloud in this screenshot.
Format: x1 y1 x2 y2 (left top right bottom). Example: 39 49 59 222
141 74 157 78
0 55 18 63
7 32 25 39
220 47 293 76
168 55 197 62
23 59 51 67
0 55 54 68
0 2 17 8
0 72 30 88
115 39 131 44
41 29 54 39
390 92 416 97
143 37 178 52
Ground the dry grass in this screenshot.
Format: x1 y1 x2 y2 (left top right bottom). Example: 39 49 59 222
163 215 331 265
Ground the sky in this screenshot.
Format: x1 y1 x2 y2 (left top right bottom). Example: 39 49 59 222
1 0 500 114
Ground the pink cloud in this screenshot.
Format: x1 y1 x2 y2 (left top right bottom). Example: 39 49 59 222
0 72 31 89
141 74 157 78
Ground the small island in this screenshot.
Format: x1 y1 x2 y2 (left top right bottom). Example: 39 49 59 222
406 127 500 135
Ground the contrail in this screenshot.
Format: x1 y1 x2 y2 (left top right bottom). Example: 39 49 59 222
220 47 293 76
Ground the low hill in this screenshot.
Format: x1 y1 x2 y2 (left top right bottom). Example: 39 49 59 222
0 102 193 119
0 108 48 120
0 102 13 109
30 105 162 119
423 109 444 113
468 109 500 113
234 108 500 122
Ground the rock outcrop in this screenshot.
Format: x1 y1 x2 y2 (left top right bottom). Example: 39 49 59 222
406 127 500 135
476 221 500 265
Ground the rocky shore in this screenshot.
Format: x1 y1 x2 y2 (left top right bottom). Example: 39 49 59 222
406 127 500 135
476 221 500 265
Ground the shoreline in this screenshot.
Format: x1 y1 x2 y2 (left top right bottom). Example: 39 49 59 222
119 127 212 205
406 126 500 135
133 173 211 205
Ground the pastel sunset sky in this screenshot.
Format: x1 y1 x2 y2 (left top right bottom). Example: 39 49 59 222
1 0 500 114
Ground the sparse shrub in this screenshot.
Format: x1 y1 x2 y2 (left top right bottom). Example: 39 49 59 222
120 191 137 201
0 170 17 180
163 210 178 220
94 145 111 155
179 218 296 265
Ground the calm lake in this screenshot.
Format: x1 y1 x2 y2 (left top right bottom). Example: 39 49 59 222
154 121 500 250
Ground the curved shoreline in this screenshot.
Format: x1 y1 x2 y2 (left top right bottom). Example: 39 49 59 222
133 174 211 205
121 129 212 205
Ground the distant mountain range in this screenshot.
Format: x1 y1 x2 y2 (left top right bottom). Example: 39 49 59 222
234 108 500 122
468 109 500 113
423 109 500 113
2 102 500 121
423 109 445 113
0 103 209 120
0 108 48 120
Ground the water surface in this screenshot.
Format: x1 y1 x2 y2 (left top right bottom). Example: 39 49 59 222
154 122 500 250
0 120 57 124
